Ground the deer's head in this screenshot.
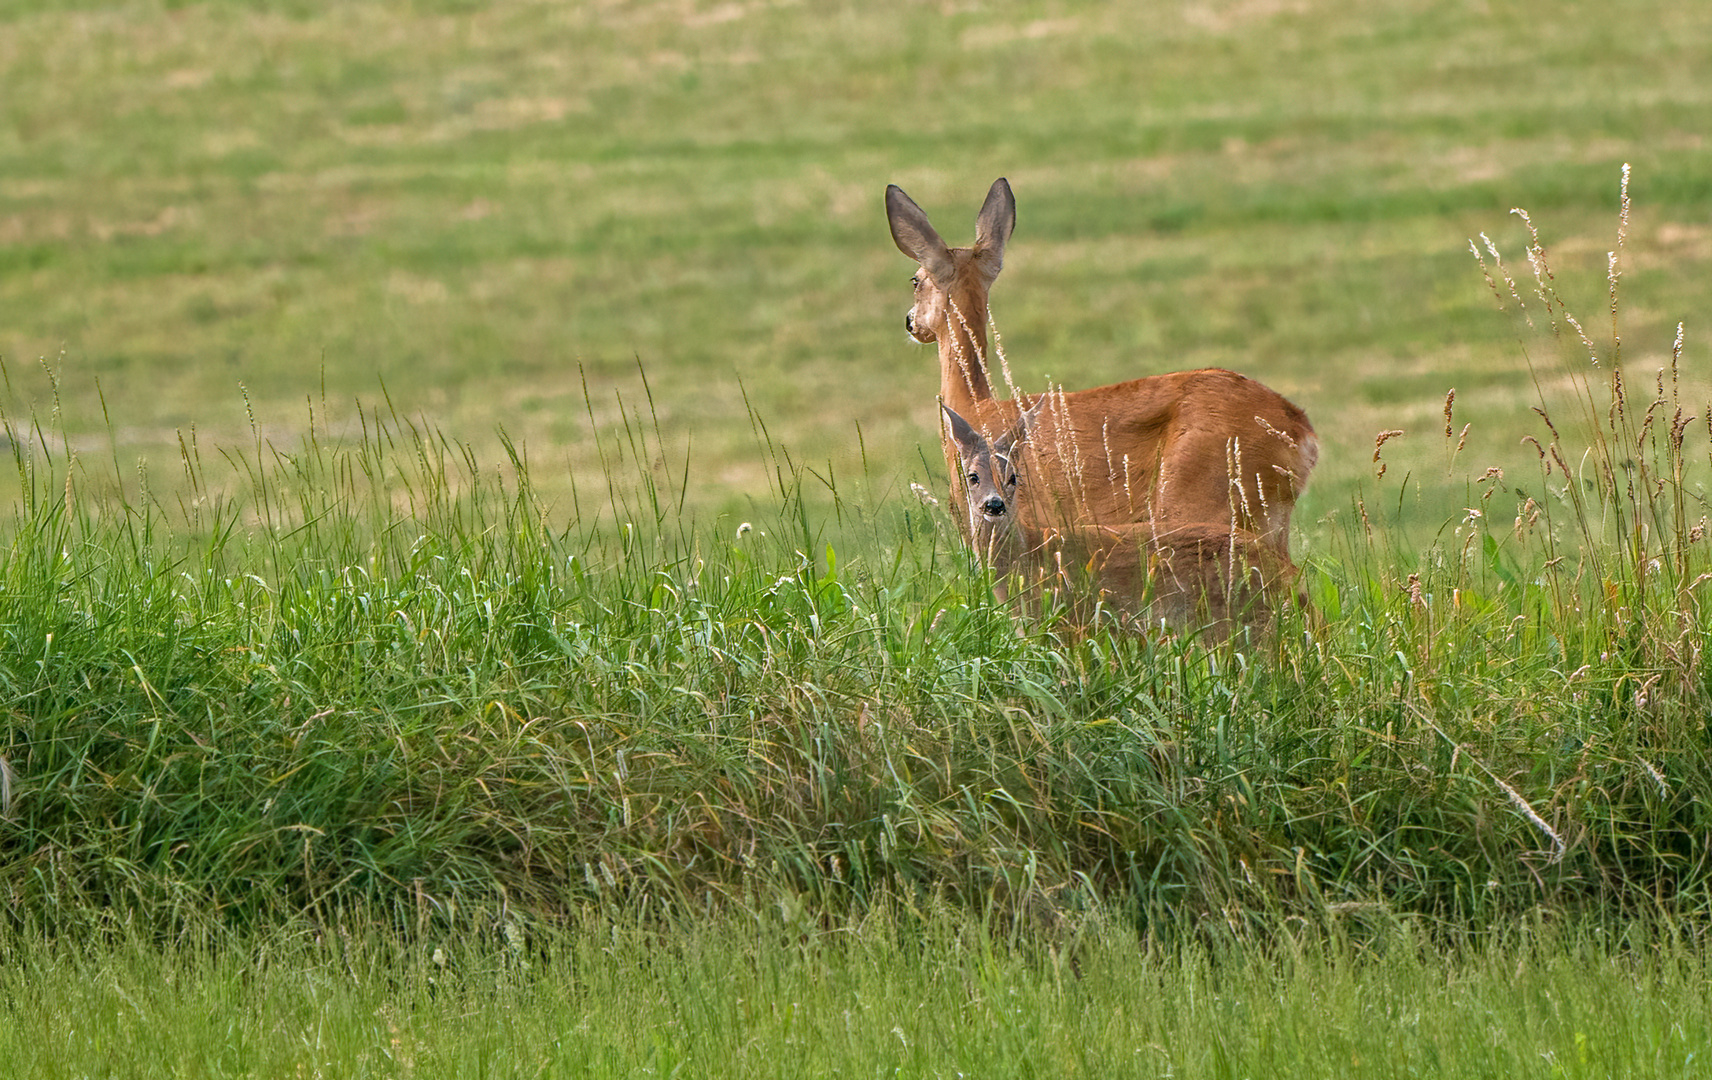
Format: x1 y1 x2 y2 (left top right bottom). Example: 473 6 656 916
887 179 1015 346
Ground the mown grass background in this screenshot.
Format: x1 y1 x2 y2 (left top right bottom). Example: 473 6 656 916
4 0 1711 540
6 0 1712 1073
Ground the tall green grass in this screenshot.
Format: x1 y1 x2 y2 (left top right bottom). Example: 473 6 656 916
3 190 1710 940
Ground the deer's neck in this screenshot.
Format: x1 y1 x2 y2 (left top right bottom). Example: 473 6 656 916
938 299 994 411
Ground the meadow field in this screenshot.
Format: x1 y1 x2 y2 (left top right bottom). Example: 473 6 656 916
5 0 1711 535
5 0 1712 1074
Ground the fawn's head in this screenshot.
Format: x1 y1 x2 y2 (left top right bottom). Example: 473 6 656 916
941 398 1044 535
887 179 1015 347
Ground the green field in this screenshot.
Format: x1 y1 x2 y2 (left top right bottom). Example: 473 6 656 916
5 0 1712 1074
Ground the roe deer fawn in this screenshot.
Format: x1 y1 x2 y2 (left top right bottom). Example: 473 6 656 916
942 402 1300 634
888 178 1318 559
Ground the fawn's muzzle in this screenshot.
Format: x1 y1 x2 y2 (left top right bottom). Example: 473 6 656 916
981 496 1007 517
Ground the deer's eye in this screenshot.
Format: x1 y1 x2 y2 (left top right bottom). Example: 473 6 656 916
1006 474 1018 488
967 472 980 486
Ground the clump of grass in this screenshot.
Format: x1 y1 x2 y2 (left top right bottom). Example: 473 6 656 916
1467 170 1712 671
1293 168 1712 923
1329 167 1712 686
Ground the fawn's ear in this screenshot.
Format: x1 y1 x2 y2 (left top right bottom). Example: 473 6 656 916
940 402 986 461
995 395 1047 455
887 185 957 286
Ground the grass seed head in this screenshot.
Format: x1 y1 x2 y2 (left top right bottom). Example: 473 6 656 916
1372 429 1405 479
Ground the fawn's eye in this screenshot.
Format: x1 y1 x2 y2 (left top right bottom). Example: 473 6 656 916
967 472 980 486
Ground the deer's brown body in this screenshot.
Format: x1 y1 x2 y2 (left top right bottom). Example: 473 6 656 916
889 179 1318 557
943 403 1299 634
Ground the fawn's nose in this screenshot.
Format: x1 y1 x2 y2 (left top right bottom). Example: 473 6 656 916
981 495 1007 517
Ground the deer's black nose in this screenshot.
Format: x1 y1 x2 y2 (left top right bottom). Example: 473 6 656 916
981 495 1007 517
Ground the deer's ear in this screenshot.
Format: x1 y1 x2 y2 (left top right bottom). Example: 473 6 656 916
1017 394 1047 434
972 177 1015 279
887 185 956 285
996 394 1047 454
941 402 985 459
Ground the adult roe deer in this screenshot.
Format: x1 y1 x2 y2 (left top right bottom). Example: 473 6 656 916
887 178 1319 558
942 402 1299 634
